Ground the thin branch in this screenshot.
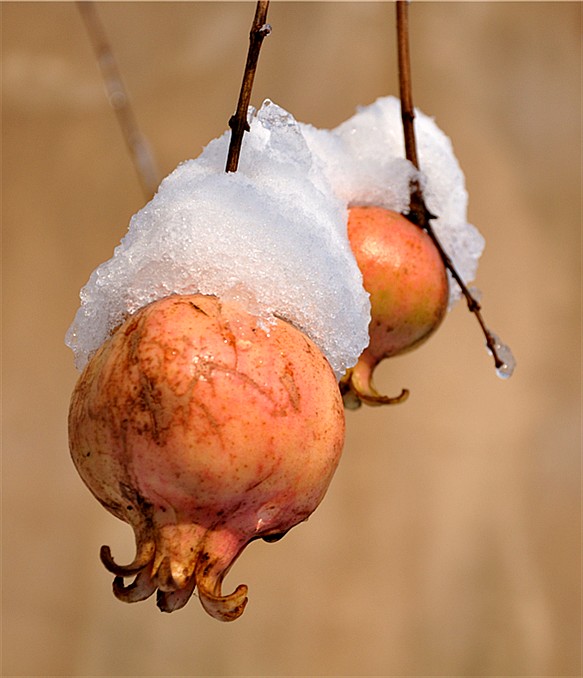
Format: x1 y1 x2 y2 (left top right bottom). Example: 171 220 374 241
396 0 509 373
77 1 160 200
226 1 271 173
396 2 418 170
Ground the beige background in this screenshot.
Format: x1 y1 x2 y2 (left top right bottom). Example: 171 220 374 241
3 2 581 676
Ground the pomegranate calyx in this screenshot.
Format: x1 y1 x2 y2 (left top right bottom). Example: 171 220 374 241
101 524 250 621
340 352 409 409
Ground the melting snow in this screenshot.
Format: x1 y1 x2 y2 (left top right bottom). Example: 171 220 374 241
67 97 484 377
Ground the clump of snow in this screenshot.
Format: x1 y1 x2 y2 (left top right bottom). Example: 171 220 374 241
68 96 484 376
66 100 371 378
300 96 485 307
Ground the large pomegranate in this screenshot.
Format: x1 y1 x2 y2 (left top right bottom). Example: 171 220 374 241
69 294 345 621
341 206 449 407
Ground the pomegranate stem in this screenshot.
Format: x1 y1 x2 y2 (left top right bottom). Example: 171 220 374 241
396 0 506 372
226 1 271 173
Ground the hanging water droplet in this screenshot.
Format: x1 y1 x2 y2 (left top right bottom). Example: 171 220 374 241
486 332 516 379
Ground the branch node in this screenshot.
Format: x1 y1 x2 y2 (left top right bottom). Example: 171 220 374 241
226 1 271 174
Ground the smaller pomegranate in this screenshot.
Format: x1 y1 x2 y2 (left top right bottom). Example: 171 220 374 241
69 294 344 621
341 206 449 407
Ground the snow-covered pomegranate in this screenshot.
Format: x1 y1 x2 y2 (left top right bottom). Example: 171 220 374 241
341 206 449 407
68 293 345 621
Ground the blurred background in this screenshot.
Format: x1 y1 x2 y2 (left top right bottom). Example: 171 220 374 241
3 2 581 676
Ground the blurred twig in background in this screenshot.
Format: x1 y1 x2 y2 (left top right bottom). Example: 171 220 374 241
77 1 160 199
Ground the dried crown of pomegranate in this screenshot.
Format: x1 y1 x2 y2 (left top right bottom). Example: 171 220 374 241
69 294 345 621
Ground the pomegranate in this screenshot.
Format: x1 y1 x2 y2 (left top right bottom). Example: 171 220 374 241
341 206 449 407
69 294 344 621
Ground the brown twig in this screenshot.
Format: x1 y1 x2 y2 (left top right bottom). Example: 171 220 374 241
396 0 507 372
226 1 271 173
77 1 160 200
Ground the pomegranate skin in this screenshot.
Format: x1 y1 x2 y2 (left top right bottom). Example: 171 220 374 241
342 206 449 407
69 294 345 621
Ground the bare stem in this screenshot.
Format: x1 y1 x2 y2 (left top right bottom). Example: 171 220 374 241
396 2 418 170
77 1 160 200
396 0 504 370
226 1 271 173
